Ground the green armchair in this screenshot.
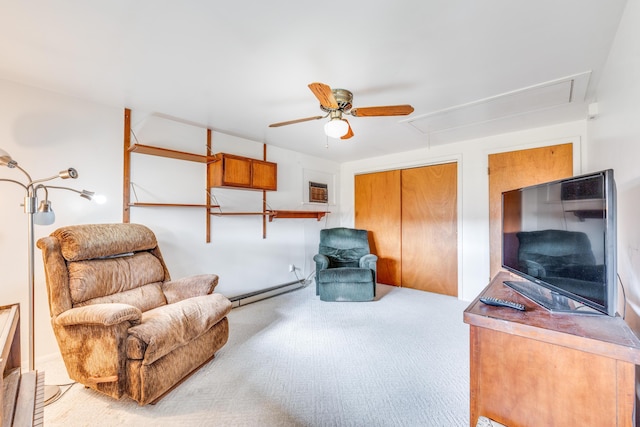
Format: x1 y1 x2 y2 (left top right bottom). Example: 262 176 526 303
313 227 377 301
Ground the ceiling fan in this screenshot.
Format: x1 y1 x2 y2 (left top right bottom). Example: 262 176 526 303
268 82 414 140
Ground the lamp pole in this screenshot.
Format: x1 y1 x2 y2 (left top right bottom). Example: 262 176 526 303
1 149 94 376
25 192 37 371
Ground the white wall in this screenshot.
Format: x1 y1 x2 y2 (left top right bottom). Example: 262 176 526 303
587 0 640 322
128 112 341 297
0 80 123 363
340 121 587 302
0 80 340 362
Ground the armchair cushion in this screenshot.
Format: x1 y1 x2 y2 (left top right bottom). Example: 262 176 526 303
322 247 365 268
127 293 232 365
68 252 166 307
74 283 166 313
53 223 158 262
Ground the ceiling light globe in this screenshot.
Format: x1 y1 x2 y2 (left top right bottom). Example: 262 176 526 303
324 119 349 139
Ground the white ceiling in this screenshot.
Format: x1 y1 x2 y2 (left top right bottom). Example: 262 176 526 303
0 1 628 162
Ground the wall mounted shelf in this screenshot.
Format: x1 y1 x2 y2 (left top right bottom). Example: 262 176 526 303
122 108 329 242
267 210 328 221
130 202 220 208
209 210 329 221
128 143 215 163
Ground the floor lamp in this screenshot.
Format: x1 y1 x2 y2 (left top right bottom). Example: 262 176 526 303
0 148 99 404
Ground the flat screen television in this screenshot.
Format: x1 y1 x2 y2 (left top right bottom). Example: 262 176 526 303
501 169 617 316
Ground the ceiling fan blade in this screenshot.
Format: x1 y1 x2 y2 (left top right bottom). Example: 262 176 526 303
350 105 414 117
269 116 324 128
308 82 338 109
341 120 354 140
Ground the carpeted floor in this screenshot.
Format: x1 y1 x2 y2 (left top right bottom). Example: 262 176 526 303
41 283 471 426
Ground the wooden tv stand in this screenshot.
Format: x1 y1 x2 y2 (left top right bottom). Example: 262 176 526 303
464 272 640 427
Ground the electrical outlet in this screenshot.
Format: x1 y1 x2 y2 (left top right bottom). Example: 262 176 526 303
288 264 295 272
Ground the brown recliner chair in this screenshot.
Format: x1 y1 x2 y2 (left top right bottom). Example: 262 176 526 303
37 223 232 405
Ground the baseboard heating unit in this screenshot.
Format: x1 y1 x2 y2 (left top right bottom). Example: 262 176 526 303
229 279 307 307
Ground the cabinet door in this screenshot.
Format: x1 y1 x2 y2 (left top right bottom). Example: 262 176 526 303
222 155 252 187
471 326 627 426
252 160 277 190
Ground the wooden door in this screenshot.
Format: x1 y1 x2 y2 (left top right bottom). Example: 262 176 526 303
355 170 402 285
488 143 573 279
401 162 458 296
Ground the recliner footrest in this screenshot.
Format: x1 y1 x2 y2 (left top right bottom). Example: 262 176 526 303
318 267 373 283
318 268 375 302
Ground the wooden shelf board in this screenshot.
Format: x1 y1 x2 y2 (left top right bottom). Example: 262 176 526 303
210 211 267 216
268 210 329 221
209 210 329 221
129 144 215 163
130 202 220 208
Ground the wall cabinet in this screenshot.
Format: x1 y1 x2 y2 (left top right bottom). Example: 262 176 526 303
208 153 277 191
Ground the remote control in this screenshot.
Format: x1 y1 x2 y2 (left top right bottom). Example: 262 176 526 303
480 297 525 311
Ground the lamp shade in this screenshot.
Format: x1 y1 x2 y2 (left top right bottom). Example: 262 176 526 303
59 168 78 179
324 119 349 139
34 200 55 225
0 148 17 168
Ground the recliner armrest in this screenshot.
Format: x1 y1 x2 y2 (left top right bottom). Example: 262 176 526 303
54 303 142 327
313 254 330 270
162 274 219 304
359 254 378 270
313 254 330 296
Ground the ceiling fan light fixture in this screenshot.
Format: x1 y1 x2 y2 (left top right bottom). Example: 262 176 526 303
324 118 349 139
269 82 413 141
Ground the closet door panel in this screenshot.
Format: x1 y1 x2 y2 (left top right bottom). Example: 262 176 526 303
355 170 402 286
401 162 458 296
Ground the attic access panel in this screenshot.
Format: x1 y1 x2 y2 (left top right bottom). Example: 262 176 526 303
403 71 591 144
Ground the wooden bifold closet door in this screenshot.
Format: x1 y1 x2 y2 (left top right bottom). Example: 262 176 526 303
355 162 458 296
354 170 402 286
